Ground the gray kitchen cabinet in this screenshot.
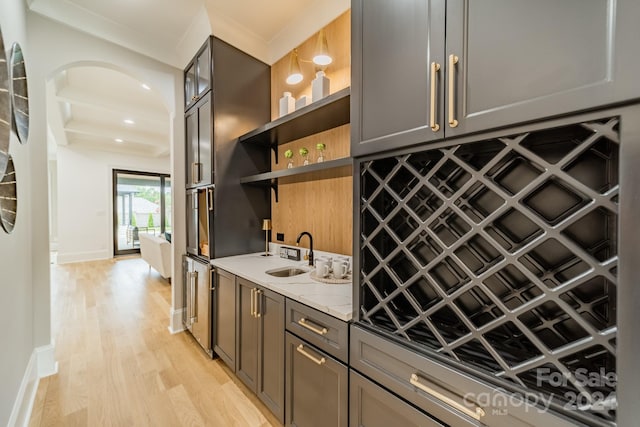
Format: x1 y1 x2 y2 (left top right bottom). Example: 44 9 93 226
285 332 348 427
350 370 445 427
352 0 640 156
236 277 285 423
213 268 236 370
351 0 445 157
185 92 212 188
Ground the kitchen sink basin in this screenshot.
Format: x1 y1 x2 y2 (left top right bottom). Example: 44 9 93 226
265 266 310 277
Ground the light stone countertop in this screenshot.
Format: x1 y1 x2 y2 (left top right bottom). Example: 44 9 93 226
211 251 353 322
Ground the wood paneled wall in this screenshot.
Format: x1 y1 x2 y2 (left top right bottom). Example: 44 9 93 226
270 11 352 255
271 11 351 120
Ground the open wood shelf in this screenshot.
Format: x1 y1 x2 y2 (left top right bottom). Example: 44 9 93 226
238 87 350 146
240 157 352 184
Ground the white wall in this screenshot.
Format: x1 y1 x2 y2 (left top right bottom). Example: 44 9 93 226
0 0 46 425
56 146 169 264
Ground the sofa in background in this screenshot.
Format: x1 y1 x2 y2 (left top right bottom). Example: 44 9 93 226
139 233 172 279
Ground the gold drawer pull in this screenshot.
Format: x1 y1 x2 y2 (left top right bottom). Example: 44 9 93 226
448 54 459 128
298 318 328 336
429 61 440 132
410 373 485 420
297 344 326 365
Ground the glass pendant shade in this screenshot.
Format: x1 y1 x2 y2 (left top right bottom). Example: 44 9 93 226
312 29 332 66
286 49 303 85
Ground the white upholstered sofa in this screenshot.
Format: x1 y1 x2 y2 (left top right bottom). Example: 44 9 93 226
139 233 172 279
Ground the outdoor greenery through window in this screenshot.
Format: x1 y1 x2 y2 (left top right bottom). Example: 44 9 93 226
113 170 171 255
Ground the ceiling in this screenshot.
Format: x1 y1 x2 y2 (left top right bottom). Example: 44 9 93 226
32 0 349 158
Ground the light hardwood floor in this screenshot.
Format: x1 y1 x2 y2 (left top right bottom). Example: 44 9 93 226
29 257 282 427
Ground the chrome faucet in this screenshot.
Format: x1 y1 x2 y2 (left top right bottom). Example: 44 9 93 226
296 231 314 266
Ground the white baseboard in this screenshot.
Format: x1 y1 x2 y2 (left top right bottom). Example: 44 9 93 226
8 342 58 427
56 249 110 264
36 342 58 378
168 308 185 334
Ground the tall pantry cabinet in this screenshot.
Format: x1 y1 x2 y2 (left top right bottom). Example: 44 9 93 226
182 37 271 357
183 37 271 260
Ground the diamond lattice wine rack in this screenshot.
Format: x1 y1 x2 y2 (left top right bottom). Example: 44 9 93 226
358 118 619 422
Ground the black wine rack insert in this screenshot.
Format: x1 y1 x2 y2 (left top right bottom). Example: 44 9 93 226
359 118 618 422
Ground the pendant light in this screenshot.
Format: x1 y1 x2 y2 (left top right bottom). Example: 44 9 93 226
312 29 332 66
286 49 303 85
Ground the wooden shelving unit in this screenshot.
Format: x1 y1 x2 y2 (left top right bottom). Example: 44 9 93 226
238 87 352 202
240 158 352 184
238 87 350 148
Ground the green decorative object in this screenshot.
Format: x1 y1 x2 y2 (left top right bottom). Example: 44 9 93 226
299 147 310 166
284 149 293 158
316 143 326 163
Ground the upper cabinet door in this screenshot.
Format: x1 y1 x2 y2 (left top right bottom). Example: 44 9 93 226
351 0 445 157
196 45 211 98
445 0 638 138
185 38 212 111
184 62 196 109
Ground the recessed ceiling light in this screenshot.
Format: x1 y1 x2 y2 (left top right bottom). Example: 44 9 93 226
114 138 124 143
141 83 151 90
123 119 135 125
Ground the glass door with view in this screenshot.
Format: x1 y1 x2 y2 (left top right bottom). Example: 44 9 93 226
113 170 171 256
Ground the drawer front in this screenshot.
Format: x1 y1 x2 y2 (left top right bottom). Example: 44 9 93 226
350 370 445 427
285 299 348 363
285 332 348 427
351 325 579 427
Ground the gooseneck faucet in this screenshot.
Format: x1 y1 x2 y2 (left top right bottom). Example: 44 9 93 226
296 231 314 266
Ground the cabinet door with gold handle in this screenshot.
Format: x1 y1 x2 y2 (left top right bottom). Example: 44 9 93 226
351 0 445 157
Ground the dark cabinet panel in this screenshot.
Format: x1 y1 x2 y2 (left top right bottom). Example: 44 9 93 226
183 36 271 259
185 189 198 256
352 0 640 156
286 332 347 427
285 299 349 363
351 0 445 157
214 268 236 370
236 278 258 391
446 0 628 138
185 94 212 188
235 277 285 423
257 287 285 421
350 370 445 427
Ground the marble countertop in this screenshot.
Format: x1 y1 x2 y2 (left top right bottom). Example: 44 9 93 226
211 252 353 322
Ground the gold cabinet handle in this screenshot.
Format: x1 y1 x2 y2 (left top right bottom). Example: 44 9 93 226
430 62 440 132
255 289 262 318
208 188 214 211
296 344 326 365
448 54 459 128
298 318 328 336
191 162 197 184
410 373 484 420
250 288 255 317
190 272 198 324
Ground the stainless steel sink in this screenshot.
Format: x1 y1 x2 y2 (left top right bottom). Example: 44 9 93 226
265 266 310 277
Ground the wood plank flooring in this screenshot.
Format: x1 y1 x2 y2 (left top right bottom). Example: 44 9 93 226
29 257 281 427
